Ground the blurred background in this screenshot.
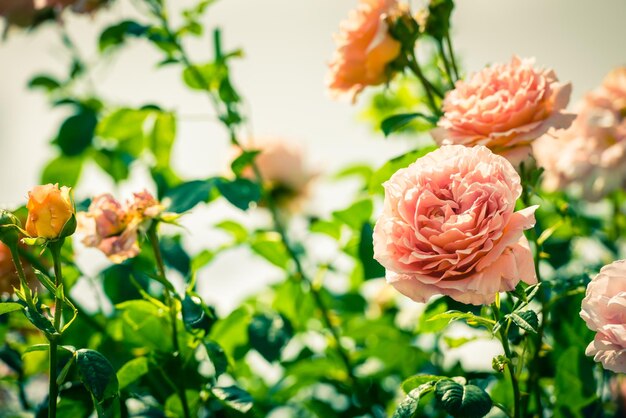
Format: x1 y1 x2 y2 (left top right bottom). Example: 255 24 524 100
1 0 625 319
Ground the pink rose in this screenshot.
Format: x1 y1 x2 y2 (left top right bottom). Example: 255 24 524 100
580 260 626 373
78 190 162 263
236 138 316 210
327 0 403 102
534 67 626 200
373 145 538 305
433 56 574 164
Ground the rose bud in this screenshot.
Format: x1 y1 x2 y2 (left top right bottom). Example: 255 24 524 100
25 184 75 240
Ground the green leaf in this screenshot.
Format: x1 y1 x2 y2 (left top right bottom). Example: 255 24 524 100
248 312 293 363
369 146 437 195
250 232 290 269
160 235 191 277
181 294 206 330
358 222 385 279
333 199 373 230
116 300 172 351
554 347 597 414
215 220 247 243
55 109 98 157
96 108 151 157
182 62 227 91
231 150 260 177
310 219 342 240
149 111 176 170
75 349 119 403
0 302 23 315
204 340 228 378
393 383 437 418
165 179 218 213
117 357 150 391
402 375 445 394
381 113 437 137
393 388 421 418
165 390 200 417
210 307 251 360
428 310 495 330
509 310 539 334
99 20 149 52
434 380 492 418
211 386 253 413
216 178 262 210
41 155 84 188
23 306 56 335
28 75 61 92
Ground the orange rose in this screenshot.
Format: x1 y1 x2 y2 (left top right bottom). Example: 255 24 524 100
25 184 74 239
327 0 404 102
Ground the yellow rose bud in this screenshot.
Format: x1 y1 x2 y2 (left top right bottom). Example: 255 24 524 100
25 184 75 239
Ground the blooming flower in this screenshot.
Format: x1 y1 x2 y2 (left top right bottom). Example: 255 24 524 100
433 56 574 164
327 0 403 102
78 191 163 263
236 138 316 211
580 260 626 373
534 67 626 200
373 145 537 305
25 184 74 240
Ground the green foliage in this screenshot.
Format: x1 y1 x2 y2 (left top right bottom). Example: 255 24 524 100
247 312 293 363
434 380 492 418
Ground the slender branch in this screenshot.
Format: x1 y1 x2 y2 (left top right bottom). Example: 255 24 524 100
48 242 66 418
147 223 191 418
145 1 359 389
445 32 460 80
493 303 521 418
406 53 443 116
436 38 455 89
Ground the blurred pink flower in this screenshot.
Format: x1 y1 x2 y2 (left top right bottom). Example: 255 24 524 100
373 145 537 305
78 191 163 263
237 138 316 211
433 56 574 164
534 67 626 200
580 260 626 373
327 0 403 102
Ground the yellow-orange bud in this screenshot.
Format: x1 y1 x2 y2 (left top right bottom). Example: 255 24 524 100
25 184 74 239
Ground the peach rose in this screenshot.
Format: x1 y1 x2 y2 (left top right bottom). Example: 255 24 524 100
236 138 316 210
373 145 538 305
534 67 626 200
580 260 626 373
327 0 403 102
433 56 574 164
78 191 163 263
25 184 74 240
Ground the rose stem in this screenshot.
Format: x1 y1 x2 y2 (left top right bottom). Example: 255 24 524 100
406 51 443 116
492 302 521 418
143 0 361 393
147 223 191 418
436 38 455 89
48 241 66 418
445 32 460 80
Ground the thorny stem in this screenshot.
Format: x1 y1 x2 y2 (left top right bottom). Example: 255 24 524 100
146 0 360 391
147 224 191 418
493 303 521 418
436 38 455 88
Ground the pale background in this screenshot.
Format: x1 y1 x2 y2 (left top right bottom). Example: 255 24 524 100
1 0 625 370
